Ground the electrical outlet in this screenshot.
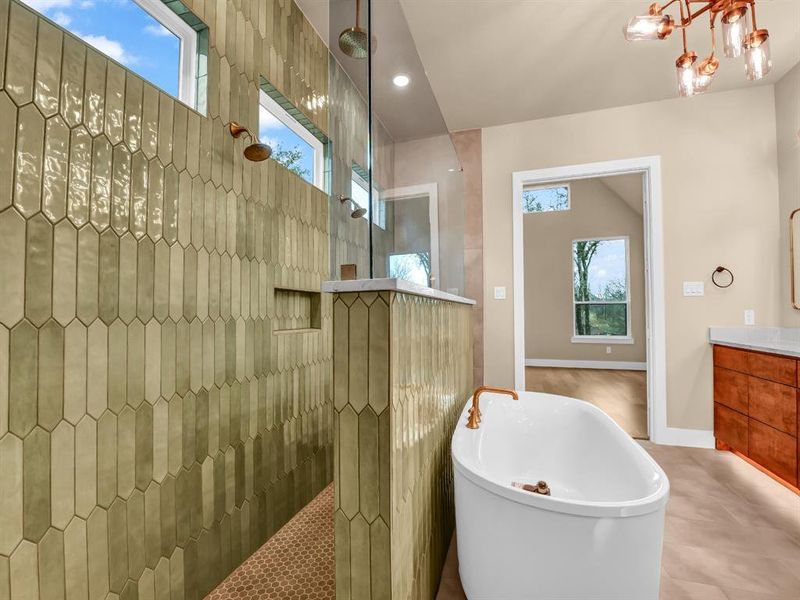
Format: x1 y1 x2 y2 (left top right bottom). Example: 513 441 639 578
606 346 612 354
744 309 755 326
683 281 704 297
493 286 507 300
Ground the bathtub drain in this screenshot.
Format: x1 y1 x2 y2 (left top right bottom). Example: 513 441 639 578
511 480 551 496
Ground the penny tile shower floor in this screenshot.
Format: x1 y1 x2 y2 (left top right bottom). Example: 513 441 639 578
206 485 335 600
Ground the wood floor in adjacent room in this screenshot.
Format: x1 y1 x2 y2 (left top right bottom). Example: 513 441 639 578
436 442 800 600
525 366 648 439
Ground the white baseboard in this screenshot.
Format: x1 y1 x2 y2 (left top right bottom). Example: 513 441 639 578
525 359 647 371
652 427 715 449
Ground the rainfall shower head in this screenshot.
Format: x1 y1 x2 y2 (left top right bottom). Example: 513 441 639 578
227 122 272 162
338 0 368 58
339 196 367 219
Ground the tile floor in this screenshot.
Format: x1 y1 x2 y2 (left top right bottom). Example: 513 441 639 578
207 444 799 600
205 485 334 600
437 442 800 600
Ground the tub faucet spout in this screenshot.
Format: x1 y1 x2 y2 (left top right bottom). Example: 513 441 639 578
466 386 519 429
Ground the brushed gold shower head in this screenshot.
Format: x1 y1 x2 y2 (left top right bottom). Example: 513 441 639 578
227 121 272 162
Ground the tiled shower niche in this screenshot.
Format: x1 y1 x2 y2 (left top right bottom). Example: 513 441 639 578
0 0 334 598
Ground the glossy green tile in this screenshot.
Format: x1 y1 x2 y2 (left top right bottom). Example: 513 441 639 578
50 421 75 529
169 244 184 322
147 159 164 241
0 326 7 437
42 116 70 223
5 2 37 107
9 540 38 600
349 514 370 600
124 73 143 153
143 483 161 568
86 507 109 600
38 527 65 600
107 320 127 413
358 406 379 523
64 517 89 600
126 490 145 580
34 20 62 117
171 104 187 173
130 152 148 239
25 214 53 327
23 426 51 542
175 319 190 396
152 398 168 483
144 320 160 404
96 411 117 508
74 416 97 519
163 165 179 245
135 402 153 490
0 208 26 327
160 320 176 400
117 405 135 499
111 144 131 235
38 319 64 431
157 95 173 167
82 48 105 136
118 234 137 324
168 394 183 476
104 63 125 145
126 318 145 407
136 237 154 322
0 433 23 555
9 320 38 437
0 92 17 211
106 498 128 593
77 225 99 324
98 230 119 323
140 85 159 160
63 321 87 425
338 404 358 519
67 126 92 227
90 135 113 231
153 558 170 600
86 320 108 418
14 104 45 217
153 241 170 322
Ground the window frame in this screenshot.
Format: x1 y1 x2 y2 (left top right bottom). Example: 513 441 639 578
521 182 571 214
133 0 198 107
351 167 386 229
258 89 325 190
571 235 633 344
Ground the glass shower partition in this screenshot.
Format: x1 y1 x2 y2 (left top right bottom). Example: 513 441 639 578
328 0 466 295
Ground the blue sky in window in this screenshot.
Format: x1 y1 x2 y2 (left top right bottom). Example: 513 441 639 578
20 0 181 97
575 238 627 299
522 185 568 212
258 105 314 183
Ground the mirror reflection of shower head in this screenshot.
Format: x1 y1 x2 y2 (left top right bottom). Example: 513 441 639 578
339 0 368 58
227 122 272 162
339 195 367 219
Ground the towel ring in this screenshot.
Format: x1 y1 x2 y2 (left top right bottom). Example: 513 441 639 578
712 266 734 288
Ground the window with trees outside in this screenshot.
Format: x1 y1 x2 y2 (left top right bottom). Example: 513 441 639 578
522 184 570 213
259 90 324 189
572 237 631 340
351 168 386 229
389 253 431 287
20 0 203 109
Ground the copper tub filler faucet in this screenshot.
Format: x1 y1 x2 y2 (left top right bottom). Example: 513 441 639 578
466 386 519 429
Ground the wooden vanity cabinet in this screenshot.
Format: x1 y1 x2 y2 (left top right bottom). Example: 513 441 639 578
713 345 799 488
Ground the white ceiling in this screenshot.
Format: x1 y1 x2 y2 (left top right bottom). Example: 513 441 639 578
399 0 800 131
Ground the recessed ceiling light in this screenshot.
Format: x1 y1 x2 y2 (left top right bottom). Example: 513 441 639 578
392 74 410 87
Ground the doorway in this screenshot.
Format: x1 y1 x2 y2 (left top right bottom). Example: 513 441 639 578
512 157 667 442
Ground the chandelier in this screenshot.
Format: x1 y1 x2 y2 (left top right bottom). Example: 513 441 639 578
624 1 772 97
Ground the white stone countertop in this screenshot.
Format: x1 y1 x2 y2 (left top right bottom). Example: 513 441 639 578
322 278 476 306
708 327 800 358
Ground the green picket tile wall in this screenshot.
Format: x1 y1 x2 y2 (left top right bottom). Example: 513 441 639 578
0 0 336 598
332 291 473 600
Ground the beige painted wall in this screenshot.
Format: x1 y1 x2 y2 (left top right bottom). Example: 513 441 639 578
524 178 646 363
775 62 800 326
482 86 781 431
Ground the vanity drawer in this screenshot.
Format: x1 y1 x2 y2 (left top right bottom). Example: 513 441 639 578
714 367 748 414
747 351 796 387
748 419 798 487
748 378 797 436
714 403 748 454
713 345 749 374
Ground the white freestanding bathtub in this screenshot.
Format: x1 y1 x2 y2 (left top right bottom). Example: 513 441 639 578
452 390 669 600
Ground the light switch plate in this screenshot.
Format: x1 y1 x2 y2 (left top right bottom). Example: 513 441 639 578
683 281 704 297
493 286 507 300
744 309 755 326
